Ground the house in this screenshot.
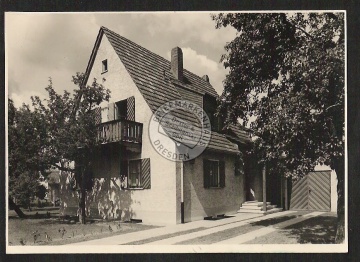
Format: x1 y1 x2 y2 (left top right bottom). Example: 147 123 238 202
39 170 60 205
59 26 336 224
47 170 61 206
59 26 257 224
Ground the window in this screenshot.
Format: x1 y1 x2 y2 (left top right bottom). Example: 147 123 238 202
121 158 151 189
107 96 135 122
209 160 219 187
128 160 141 188
102 59 108 73
203 94 223 132
204 159 225 188
115 99 127 120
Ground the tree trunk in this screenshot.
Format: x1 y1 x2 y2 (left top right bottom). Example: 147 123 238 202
79 188 86 224
78 168 86 224
334 157 345 243
27 199 32 212
9 197 26 218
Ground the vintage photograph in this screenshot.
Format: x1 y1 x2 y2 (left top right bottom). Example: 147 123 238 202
5 11 346 253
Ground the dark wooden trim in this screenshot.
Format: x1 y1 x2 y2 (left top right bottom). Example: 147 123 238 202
181 201 184 224
262 165 267 212
82 28 105 88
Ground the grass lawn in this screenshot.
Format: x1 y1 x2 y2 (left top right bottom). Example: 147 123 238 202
245 212 337 244
8 208 158 246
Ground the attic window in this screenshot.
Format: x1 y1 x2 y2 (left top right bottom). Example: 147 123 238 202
102 59 108 73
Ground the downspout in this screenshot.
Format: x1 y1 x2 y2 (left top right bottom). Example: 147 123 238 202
180 160 184 223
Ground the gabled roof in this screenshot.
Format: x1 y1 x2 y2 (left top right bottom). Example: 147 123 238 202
226 124 253 146
103 27 218 98
85 26 241 154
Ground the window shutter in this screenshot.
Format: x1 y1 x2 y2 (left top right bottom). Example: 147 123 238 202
108 103 115 121
203 159 210 188
126 96 135 121
219 161 225 187
141 158 151 189
94 107 102 125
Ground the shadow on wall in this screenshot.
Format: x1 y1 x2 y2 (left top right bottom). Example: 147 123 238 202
59 172 136 221
59 172 78 216
184 153 243 221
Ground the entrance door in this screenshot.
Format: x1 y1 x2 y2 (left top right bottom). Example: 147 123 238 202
244 154 257 201
290 171 331 211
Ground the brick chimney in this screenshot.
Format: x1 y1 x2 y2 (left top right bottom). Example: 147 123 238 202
171 47 183 81
202 75 210 83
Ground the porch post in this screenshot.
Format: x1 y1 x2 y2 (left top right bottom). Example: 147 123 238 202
284 177 288 210
262 164 267 212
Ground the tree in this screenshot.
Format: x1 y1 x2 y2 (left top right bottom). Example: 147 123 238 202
212 13 345 242
11 173 40 211
35 184 47 200
8 73 110 224
31 73 110 224
8 99 50 215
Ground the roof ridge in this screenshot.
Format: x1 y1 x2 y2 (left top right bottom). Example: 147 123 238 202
102 26 218 97
182 68 218 96
102 26 171 69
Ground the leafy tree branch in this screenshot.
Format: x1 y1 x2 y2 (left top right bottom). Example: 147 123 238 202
212 12 345 242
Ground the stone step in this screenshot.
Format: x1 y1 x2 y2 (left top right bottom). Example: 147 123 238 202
238 200 282 215
237 207 283 215
260 205 277 211
241 205 264 210
240 206 276 211
241 203 275 209
264 208 283 215
237 209 264 214
242 202 270 207
257 202 271 207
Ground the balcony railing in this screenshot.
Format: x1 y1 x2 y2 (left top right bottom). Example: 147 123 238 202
97 119 143 144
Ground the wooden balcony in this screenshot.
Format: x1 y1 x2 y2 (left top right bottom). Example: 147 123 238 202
97 119 143 144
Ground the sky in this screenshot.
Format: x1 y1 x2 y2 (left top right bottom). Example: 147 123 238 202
5 12 237 108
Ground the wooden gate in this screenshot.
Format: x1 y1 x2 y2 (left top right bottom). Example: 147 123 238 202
290 171 331 211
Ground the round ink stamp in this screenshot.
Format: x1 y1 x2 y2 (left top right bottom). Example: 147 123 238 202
148 100 211 161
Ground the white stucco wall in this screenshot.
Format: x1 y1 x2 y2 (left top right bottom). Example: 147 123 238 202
60 33 178 224
181 151 244 222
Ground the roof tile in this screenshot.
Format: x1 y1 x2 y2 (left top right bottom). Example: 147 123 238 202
101 27 240 154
